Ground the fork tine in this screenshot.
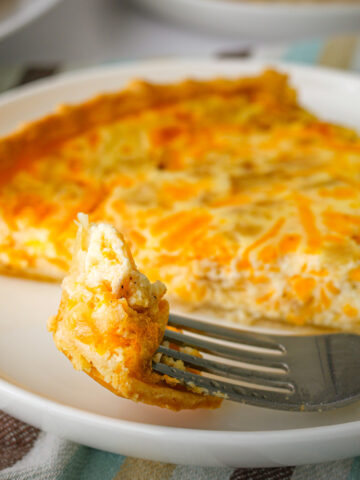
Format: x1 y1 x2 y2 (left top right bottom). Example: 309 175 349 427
152 362 295 408
163 329 288 371
157 345 292 390
169 314 284 352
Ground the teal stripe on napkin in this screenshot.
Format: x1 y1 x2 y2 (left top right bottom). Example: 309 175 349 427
283 39 323 65
347 457 360 480
58 446 125 480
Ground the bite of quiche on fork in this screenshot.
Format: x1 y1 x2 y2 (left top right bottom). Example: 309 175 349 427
48 214 221 410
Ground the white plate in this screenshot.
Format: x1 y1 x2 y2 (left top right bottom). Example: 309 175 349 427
133 0 360 40
0 0 61 41
2 60 360 467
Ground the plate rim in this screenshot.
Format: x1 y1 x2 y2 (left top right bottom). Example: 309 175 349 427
2 374 360 441
135 0 360 16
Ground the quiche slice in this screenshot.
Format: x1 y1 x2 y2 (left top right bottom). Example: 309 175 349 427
48 215 220 410
3 69 360 332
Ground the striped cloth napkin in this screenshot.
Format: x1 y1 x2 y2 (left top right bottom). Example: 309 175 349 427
1 34 360 480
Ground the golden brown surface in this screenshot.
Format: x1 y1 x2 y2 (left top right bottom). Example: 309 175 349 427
3 69 360 331
48 216 220 410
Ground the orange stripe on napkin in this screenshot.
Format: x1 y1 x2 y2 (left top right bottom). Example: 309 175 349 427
318 35 358 70
114 457 175 480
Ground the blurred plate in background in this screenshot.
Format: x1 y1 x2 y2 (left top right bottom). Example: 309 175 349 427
132 0 360 40
0 0 61 41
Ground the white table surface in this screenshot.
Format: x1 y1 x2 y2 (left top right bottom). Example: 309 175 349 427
0 0 253 64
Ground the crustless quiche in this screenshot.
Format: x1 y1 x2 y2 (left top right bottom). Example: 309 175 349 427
1 69 360 331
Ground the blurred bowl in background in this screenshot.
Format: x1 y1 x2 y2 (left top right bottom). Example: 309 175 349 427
132 0 360 40
0 0 62 41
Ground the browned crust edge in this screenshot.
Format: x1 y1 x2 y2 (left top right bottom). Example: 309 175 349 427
58 347 221 411
87 365 222 411
49 291 221 411
0 69 296 183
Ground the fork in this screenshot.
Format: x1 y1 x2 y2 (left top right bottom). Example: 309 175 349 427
152 314 360 411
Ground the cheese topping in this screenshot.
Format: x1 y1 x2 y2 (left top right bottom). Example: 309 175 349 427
2 70 360 331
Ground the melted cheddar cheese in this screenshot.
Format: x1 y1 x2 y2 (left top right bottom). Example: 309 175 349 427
2 69 360 331
48 215 220 410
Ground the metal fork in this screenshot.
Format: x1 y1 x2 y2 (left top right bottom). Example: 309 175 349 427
152 314 360 411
